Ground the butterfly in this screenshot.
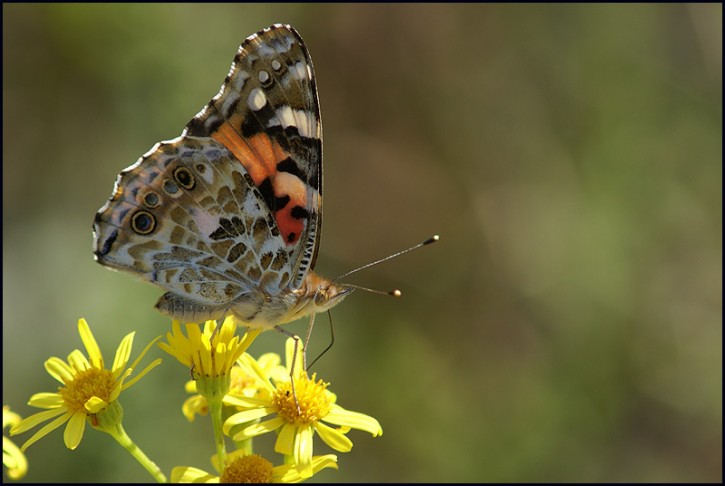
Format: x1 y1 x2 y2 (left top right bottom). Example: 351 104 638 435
93 24 353 332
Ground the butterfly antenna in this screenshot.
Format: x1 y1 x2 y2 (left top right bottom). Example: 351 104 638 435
339 283 402 297
332 234 439 295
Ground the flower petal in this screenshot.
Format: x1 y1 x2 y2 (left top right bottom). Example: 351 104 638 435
84 396 108 414
27 392 64 409
159 322 192 367
294 424 314 478
63 411 86 450
324 405 383 436
170 465 218 483
3 435 28 479
230 416 283 441
223 395 269 409
67 349 91 372
78 318 104 369
128 335 161 373
44 357 75 384
122 357 162 391
3 407 21 428
272 454 338 483
19 410 73 451
223 407 275 433
182 394 208 422
274 422 296 456
111 332 135 377
237 328 262 355
314 420 353 452
257 352 281 371
237 354 276 394
11 407 66 435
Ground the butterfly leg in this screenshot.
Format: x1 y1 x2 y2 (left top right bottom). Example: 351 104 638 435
302 313 316 370
274 325 302 415
306 310 334 371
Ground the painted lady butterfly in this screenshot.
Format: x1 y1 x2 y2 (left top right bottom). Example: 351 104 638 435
93 24 438 338
93 24 350 331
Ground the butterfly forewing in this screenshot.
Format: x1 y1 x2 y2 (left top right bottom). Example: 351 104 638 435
184 24 322 288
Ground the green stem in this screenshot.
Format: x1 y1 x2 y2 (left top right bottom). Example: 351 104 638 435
109 422 167 483
234 435 254 456
208 397 227 467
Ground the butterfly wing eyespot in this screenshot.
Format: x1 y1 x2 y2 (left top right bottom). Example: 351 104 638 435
173 167 196 190
162 178 180 196
131 210 156 235
143 192 160 208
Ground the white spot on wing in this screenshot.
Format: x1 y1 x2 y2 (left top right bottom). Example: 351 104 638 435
192 209 221 237
195 164 215 185
231 70 250 92
258 70 270 84
279 35 295 51
254 43 276 58
277 106 296 128
271 60 281 71
295 61 307 80
248 88 266 111
221 94 240 117
267 107 319 138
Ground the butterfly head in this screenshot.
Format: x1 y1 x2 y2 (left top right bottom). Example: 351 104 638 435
300 272 355 315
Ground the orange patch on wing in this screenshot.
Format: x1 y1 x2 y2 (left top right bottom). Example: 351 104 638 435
210 120 288 186
211 121 310 246
274 172 308 245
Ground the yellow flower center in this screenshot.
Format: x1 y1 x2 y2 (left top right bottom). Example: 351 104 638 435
220 454 273 483
58 368 115 414
272 373 332 424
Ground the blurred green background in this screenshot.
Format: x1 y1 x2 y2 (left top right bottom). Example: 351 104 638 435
3 3 721 483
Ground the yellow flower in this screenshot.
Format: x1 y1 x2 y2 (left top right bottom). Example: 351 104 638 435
9 318 161 452
170 450 338 483
182 352 280 422
159 318 260 381
160 317 262 464
3 406 28 479
223 339 382 478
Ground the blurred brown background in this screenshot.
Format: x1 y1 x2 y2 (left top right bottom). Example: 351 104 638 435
3 3 721 482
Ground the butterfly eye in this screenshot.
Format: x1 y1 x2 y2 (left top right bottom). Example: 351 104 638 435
314 289 327 306
131 210 156 235
173 167 196 190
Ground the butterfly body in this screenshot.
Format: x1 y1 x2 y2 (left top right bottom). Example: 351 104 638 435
93 24 352 327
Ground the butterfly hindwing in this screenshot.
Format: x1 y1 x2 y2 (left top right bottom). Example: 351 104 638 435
184 24 322 288
93 137 293 322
